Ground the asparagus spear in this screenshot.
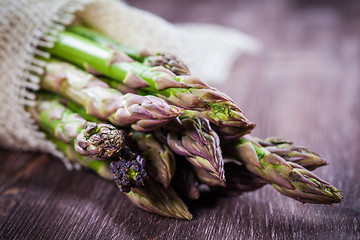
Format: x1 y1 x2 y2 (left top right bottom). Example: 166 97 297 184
130 131 176 189
254 137 328 170
67 25 148 62
67 25 191 75
40 60 183 131
30 94 125 160
224 135 343 204
45 31 255 138
102 74 255 141
126 177 193 220
155 112 225 186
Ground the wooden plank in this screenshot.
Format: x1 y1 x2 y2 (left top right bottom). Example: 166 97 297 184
1 0 360 239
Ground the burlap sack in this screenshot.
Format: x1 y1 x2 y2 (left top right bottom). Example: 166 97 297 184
0 0 260 169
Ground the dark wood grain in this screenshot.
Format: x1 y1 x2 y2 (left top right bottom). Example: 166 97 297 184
1 0 360 239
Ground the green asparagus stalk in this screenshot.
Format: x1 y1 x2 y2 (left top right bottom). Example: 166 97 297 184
45 31 255 138
67 25 191 75
67 25 148 62
130 132 176 189
40 60 183 131
155 112 225 186
224 136 343 204
254 137 328 170
126 177 193 220
30 94 125 160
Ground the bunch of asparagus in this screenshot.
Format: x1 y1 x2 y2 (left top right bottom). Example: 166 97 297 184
29 25 343 220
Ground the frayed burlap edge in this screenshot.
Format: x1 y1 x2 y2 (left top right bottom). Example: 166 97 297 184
0 0 94 170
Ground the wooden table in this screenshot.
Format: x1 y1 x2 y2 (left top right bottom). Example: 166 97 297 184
1 0 359 239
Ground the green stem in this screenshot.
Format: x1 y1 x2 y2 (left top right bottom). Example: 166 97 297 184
67 25 146 62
